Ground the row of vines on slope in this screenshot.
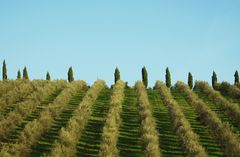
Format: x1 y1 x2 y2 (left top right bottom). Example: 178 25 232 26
0 80 67 141
215 81 240 99
98 80 125 157
48 80 105 157
135 81 161 157
176 81 240 156
154 81 207 157
0 80 46 114
0 81 87 157
0 80 23 97
195 81 240 127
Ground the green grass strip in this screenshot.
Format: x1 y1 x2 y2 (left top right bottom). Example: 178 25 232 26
172 88 224 157
147 89 185 157
117 88 143 157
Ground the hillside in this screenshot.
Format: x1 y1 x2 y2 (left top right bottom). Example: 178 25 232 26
0 80 240 157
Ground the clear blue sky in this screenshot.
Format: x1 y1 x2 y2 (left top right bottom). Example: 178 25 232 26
0 0 239 86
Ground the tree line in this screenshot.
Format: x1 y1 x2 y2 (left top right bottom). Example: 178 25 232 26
2 60 74 82
2 60 239 88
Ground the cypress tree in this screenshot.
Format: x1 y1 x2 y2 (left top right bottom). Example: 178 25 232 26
165 67 171 88
46 72 51 81
68 67 74 82
142 66 148 88
23 66 29 80
188 72 193 89
212 71 217 89
234 70 239 85
17 69 21 79
114 67 120 84
2 60 7 80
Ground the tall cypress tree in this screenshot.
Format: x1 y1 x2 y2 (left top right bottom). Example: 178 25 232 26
23 66 29 80
234 70 239 85
17 69 21 79
68 67 74 82
165 67 171 88
188 72 193 89
142 66 148 88
2 60 7 80
46 72 51 81
114 67 120 84
212 71 217 89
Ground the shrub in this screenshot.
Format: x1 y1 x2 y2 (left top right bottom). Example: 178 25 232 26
218 81 240 99
99 80 125 157
0 80 36 113
195 81 240 127
0 80 87 157
155 81 207 157
0 80 67 141
0 80 22 97
176 81 240 156
48 80 105 157
136 81 161 157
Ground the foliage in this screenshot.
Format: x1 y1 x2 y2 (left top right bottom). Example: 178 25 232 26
142 66 148 88
165 67 171 88
0 80 22 97
212 71 217 89
0 80 36 113
176 81 240 156
136 81 161 157
217 81 240 99
2 60 7 80
114 67 120 84
48 80 105 157
46 72 51 81
155 81 207 157
234 70 239 85
188 72 193 89
0 80 66 141
68 67 74 82
17 69 21 79
99 80 125 157
195 81 240 127
23 66 29 80
0 81 87 157
1 78 240 156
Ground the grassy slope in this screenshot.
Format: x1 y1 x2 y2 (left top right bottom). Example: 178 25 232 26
76 88 111 157
28 89 87 157
147 89 185 157
195 90 240 134
117 88 143 157
2 82 239 157
171 89 224 157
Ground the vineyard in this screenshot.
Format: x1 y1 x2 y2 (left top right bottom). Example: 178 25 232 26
0 79 240 157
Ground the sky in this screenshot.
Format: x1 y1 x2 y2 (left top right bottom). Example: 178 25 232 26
0 0 239 86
